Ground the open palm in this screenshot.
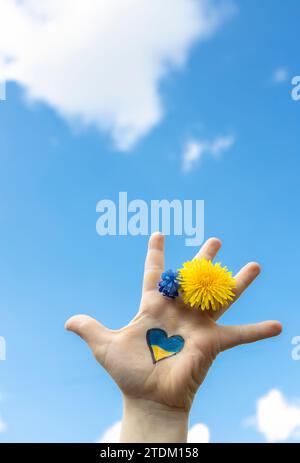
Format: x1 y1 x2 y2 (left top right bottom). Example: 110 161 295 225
66 234 281 412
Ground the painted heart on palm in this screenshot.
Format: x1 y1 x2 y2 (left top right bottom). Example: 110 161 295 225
146 328 185 364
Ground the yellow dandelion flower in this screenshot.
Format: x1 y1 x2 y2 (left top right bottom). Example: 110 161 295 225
178 258 236 311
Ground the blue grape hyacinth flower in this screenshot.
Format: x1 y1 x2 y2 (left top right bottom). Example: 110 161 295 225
158 270 180 299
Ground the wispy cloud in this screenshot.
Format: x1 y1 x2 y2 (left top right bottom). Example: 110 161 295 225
272 67 289 84
182 134 235 172
246 389 300 442
98 420 210 443
0 0 233 151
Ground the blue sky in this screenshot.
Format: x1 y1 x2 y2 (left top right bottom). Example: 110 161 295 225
0 0 300 442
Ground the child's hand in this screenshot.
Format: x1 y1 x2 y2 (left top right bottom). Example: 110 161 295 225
65 234 282 442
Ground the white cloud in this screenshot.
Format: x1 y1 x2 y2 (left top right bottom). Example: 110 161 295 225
98 420 210 443
187 423 210 443
182 134 235 172
247 389 300 442
98 421 122 443
0 0 233 150
272 67 289 84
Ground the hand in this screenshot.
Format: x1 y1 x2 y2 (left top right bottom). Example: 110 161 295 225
65 234 282 442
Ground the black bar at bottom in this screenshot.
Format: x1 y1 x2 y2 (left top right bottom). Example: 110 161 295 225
0 443 297 461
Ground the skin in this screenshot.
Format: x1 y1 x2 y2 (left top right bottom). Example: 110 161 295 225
65 234 282 442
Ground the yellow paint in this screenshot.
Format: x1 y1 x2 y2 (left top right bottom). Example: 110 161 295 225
152 344 175 362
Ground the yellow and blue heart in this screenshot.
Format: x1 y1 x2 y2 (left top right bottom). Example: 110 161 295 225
146 328 184 364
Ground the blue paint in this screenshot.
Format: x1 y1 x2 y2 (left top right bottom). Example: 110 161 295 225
146 328 184 353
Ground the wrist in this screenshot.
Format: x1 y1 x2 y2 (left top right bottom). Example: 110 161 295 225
120 396 189 443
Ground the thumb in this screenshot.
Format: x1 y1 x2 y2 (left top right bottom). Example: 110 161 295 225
65 314 111 354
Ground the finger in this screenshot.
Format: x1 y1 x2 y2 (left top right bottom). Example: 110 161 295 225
219 320 282 351
65 314 111 353
213 262 261 320
233 262 261 301
194 237 221 261
143 232 165 292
